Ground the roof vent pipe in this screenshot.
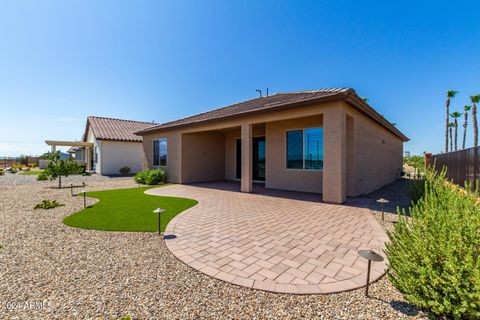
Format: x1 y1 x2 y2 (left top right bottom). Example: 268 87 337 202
266 88 269 97
256 89 262 97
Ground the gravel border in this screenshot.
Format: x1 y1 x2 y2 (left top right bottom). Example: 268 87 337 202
0 176 427 319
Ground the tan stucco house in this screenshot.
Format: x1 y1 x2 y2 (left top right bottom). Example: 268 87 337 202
136 88 408 204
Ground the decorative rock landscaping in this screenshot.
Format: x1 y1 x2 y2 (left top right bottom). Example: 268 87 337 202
0 175 426 319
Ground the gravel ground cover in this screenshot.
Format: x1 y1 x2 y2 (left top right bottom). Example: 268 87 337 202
0 175 426 319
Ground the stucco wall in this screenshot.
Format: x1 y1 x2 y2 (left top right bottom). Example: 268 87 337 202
142 131 182 183
99 141 145 175
348 103 403 195
182 131 226 183
140 99 404 199
265 115 324 193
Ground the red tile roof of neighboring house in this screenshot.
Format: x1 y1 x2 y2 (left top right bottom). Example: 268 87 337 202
136 88 408 141
84 116 157 142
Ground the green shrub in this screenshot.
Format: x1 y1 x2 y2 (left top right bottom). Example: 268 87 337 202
134 169 166 185
34 200 65 210
37 171 48 181
119 166 131 175
145 169 167 185
0 169 4 176
9 168 17 174
386 168 480 319
407 176 425 205
134 170 148 184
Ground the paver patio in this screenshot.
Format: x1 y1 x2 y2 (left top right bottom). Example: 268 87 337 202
146 182 388 294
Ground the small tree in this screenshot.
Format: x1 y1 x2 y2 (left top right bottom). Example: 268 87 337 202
43 151 81 188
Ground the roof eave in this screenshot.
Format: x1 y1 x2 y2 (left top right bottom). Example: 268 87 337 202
135 92 349 135
344 93 409 142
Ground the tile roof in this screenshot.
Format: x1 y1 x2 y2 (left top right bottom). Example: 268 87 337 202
136 88 408 141
84 116 157 142
139 88 350 133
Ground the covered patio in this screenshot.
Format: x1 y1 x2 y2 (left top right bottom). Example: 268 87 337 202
44 140 94 171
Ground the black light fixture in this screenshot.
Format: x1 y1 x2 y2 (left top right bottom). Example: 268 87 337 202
153 208 166 236
81 189 86 208
376 198 389 221
358 249 384 297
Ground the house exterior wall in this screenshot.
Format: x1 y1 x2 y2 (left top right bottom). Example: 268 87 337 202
265 115 324 193
98 141 145 175
140 99 404 201
347 103 403 195
142 131 182 183
181 131 226 183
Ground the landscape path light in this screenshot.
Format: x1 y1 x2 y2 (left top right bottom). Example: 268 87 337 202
376 198 389 221
358 249 384 297
153 208 166 237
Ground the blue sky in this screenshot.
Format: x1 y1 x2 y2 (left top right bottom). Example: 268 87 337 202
1 0 479 156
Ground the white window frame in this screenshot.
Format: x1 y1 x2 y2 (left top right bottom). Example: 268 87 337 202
153 138 167 167
285 127 323 171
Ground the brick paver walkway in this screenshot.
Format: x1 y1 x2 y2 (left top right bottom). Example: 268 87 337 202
146 182 388 294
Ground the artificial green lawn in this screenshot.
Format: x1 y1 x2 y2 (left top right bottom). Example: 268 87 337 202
63 186 198 232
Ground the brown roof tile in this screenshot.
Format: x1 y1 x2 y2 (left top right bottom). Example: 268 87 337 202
139 89 350 133
84 116 157 142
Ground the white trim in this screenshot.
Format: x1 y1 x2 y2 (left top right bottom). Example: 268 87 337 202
285 127 324 171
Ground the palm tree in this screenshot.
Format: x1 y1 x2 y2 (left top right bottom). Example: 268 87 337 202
448 122 455 151
462 105 471 149
445 91 459 152
471 95 480 148
450 112 462 151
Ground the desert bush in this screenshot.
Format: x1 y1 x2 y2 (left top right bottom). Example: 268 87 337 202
37 171 48 181
386 168 480 319
0 169 4 176
134 171 148 184
134 169 166 185
407 175 425 205
34 200 65 210
145 169 167 185
119 166 131 175
9 169 17 174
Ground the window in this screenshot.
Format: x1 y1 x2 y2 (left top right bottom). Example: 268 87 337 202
287 130 303 169
286 128 323 170
153 139 167 166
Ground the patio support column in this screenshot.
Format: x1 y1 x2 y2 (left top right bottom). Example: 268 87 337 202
85 147 91 171
322 107 347 204
241 123 253 193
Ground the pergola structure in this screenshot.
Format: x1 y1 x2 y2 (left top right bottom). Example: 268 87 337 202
45 140 94 171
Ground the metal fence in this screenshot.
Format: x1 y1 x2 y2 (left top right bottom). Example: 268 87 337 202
0 156 40 168
430 147 479 188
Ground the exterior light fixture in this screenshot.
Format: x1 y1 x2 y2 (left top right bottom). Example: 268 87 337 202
358 249 384 297
70 183 74 196
153 208 166 236
376 198 389 221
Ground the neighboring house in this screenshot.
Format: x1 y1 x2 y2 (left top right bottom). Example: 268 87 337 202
136 88 408 204
81 116 156 175
46 116 156 175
